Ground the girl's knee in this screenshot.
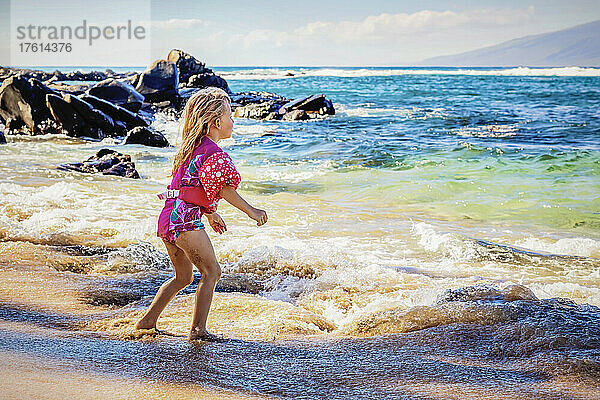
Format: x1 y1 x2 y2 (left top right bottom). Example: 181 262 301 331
175 273 194 287
201 262 221 282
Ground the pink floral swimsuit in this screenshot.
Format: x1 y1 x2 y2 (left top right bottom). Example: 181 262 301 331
157 136 241 243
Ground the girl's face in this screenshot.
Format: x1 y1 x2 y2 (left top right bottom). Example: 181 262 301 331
215 102 234 140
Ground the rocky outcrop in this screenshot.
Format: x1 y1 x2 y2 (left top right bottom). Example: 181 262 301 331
167 49 209 84
233 102 273 119
278 94 334 117
58 148 140 178
0 75 156 140
122 126 169 147
134 60 179 103
0 75 63 134
0 67 133 84
0 49 336 145
216 273 265 294
0 130 5 144
46 94 103 139
47 82 92 96
167 49 231 93
187 73 230 93
87 78 145 112
231 92 335 121
281 109 308 121
63 94 116 136
80 94 148 132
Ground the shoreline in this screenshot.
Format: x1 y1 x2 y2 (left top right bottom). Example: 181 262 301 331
1 239 599 399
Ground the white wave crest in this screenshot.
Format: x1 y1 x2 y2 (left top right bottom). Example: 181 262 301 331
214 66 600 79
514 236 600 258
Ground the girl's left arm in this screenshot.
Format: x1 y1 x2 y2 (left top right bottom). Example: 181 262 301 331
219 186 268 226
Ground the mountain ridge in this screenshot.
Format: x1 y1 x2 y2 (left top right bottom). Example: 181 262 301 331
419 20 600 67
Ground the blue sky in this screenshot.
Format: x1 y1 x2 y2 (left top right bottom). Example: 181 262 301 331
150 0 600 66
1 0 599 66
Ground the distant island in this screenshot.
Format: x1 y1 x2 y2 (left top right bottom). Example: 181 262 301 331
420 19 600 67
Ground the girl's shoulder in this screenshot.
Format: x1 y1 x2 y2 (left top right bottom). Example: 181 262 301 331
192 136 224 165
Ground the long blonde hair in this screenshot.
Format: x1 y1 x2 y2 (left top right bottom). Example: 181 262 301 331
172 87 231 174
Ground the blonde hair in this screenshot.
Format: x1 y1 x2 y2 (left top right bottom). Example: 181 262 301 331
172 87 231 174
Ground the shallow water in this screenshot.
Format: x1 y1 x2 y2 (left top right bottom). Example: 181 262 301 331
0 67 599 398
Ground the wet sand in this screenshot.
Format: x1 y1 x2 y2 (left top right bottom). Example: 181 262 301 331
1 341 269 400
1 240 599 400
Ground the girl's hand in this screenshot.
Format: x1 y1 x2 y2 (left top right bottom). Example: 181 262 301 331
206 212 227 234
247 207 268 226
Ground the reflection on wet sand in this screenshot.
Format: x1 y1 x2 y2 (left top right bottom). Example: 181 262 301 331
1 242 598 399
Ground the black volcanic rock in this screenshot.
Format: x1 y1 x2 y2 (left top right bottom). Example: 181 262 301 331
122 126 170 148
46 94 103 139
233 102 274 119
59 148 140 179
63 94 117 137
80 94 148 132
87 78 145 112
0 75 60 134
135 60 179 103
0 130 5 144
278 94 335 116
282 109 308 121
231 92 334 121
167 49 231 93
167 49 210 84
187 72 230 93
47 82 92 96
0 67 118 84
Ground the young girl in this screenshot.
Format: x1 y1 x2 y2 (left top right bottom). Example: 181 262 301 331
135 87 268 341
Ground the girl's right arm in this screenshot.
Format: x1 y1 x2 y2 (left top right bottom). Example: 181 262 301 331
219 185 268 226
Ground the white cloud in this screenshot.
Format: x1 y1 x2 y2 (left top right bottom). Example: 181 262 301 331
292 7 535 44
218 7 536 51
150 18 210 30
151 7 539 65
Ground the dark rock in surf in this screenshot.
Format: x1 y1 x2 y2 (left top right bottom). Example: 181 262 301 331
135 60 179 103
63 94 117 137
80 94 148 132
233 102 274 119
0 130 5 144
87 78 145 112
231 91 288 107
122 126 170 148
46 94 103 139
167 49 210 84
167 48 231 93
47 82 92 96
0 67 124 85
230 91 288 120
187 72 230 93
282 109 308 121
278 94 335 116
438 283 539 303
58 148 140 179
0 75 60 134
230 91 334 121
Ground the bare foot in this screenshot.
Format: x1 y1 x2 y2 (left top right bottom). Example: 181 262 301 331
188 327 226 342
135 318 156 330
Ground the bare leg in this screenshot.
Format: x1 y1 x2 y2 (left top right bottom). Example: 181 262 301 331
174 229 222 340
135 239 195 330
